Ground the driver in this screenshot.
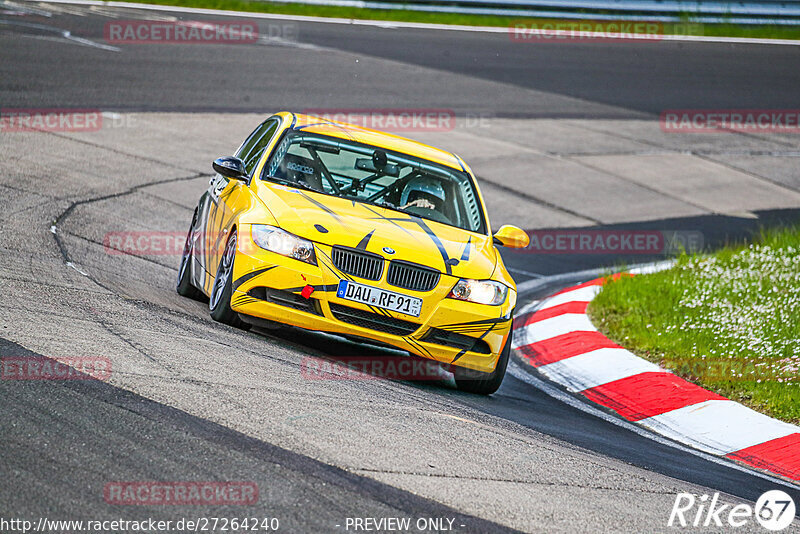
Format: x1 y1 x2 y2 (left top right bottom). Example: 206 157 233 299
400 176 446 212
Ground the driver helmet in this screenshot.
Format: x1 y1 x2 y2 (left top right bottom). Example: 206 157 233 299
400 176 445 209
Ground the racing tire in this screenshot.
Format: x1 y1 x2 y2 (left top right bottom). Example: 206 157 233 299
209 231 250 330
176 215 206 301
453 329 511 395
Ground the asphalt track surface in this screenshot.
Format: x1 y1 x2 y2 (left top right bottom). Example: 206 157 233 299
2 3 800 532
1 4 800 116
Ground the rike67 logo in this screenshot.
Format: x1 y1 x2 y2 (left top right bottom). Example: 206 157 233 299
669 490 796 530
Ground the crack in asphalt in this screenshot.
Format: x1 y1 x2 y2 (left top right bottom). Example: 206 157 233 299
51 171 209 288
576 122 800 195
692 152 800 194
38 128 204 173
564 156 714 214
94 317 164 367
0 274 109 294
352 468 678 493
0 298 316 372
545 149 800 158
140 188 199 211
0 182 65 198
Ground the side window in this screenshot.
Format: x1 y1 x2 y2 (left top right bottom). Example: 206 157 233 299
236 118 280 176
235 121 269 160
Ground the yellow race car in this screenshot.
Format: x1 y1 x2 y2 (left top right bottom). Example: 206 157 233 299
177 112 529 394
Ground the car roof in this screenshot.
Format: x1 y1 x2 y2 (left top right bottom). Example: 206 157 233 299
286 112 465 172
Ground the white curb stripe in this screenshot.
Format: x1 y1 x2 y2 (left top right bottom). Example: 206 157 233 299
537 284 601 310
508 361 800 490
513 268 800 483
638 399 800 455
537 347 661 391
511 313 595 348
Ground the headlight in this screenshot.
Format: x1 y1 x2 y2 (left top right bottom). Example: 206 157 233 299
251 224 316 265
447 279 508 306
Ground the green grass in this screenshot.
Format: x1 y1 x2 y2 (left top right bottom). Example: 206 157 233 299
588 226 800 424
120 0 800 40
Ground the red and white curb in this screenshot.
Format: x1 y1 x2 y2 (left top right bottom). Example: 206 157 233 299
511 275 800 482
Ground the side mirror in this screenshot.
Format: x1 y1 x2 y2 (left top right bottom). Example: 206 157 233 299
493 225 529 248
212 156 250 184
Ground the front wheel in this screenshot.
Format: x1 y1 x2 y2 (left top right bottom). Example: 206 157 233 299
209 231 250 330
453 330 511 395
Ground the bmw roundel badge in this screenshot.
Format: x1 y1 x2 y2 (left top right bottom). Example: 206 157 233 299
382 246 395 255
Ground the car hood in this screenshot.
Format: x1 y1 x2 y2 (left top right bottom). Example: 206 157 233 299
256 183 497 280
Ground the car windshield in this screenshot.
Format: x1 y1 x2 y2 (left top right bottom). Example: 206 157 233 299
262 131 486 234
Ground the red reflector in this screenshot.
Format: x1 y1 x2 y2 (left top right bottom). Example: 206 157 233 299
301 285 315 299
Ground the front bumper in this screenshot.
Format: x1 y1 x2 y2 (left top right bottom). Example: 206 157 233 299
230 228 516 374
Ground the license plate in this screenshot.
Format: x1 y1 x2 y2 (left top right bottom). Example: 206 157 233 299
336 280 422 318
